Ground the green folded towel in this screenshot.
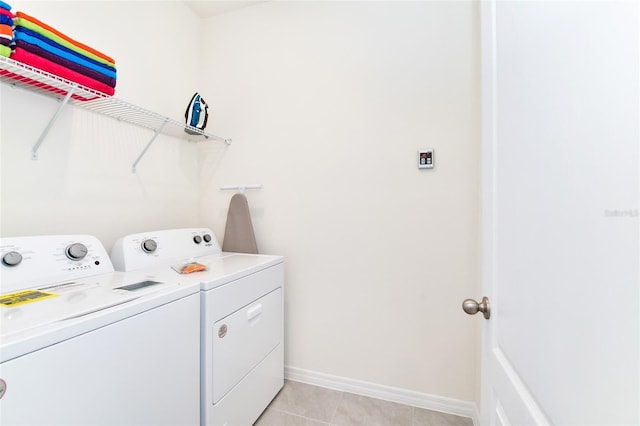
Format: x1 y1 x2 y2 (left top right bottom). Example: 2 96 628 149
14 15 115 68
0 44 10 57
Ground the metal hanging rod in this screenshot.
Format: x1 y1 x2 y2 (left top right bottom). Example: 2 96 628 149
220 184 263 194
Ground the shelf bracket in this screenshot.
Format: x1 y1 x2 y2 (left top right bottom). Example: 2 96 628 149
131 118 169 173
31 84 76 160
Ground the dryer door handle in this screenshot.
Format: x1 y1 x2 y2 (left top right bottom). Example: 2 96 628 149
247 304 263 322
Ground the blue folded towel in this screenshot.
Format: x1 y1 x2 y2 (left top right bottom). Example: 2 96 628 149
14 29 117 79
0 14 11 25
15 40 117 87
14 27 117 73
0 1 11 11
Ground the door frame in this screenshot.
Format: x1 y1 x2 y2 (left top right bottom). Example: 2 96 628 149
479 2 552 424
479 1 496 422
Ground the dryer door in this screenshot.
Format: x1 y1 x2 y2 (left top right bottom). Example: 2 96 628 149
212 288 282 404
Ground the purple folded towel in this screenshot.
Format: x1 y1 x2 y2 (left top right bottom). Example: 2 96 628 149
15 40 117 88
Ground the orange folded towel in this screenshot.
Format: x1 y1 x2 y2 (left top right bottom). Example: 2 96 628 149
0 23 11 39
14 11 115 64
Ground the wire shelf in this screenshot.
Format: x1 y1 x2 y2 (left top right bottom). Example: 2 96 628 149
0 56 231 144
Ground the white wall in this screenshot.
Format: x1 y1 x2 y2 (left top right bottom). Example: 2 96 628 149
0 0 482 407
199 1 481 403
0 1 207 249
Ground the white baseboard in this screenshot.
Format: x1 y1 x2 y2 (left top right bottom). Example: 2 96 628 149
284 366 479 426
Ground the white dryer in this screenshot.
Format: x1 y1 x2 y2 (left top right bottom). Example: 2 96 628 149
0 234 201 426
111 228 284 426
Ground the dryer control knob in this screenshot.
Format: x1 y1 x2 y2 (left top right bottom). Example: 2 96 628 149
66 243 88 261
203 234 212 243
141 239 157 253
193 235 202 244
2 251 23 267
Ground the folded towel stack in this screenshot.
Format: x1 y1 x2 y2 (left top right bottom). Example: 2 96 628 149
0 1 12 58
11 11 116 96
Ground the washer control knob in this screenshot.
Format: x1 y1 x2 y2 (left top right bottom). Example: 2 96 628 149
203 234 212 243
141 239 157 253
66 243 88 261
2 251 23 267
193 235 202 244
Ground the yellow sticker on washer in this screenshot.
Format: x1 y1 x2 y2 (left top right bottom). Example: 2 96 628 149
0 290 59 307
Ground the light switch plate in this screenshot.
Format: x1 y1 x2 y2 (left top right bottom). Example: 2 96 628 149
418 149 434 169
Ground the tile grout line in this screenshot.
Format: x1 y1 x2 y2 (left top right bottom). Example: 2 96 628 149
269 407 332 425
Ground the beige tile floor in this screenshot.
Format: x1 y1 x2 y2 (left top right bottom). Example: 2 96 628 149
254 380 474 426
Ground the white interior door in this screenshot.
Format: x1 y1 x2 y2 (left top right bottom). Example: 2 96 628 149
479 1 639 425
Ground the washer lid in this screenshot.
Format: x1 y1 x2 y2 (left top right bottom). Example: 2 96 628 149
0 270 198 362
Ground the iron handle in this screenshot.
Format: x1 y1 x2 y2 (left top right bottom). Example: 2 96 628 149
462 296 491 320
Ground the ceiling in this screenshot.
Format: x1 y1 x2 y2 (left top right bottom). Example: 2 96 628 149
182 1 265 18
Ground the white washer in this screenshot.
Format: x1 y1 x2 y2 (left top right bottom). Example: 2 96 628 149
111 228 284 426
0 235 201 426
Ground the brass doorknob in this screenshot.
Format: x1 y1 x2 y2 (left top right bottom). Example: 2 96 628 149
462 297 490 320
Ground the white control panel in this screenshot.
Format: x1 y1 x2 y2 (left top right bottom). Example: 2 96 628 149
0 235 114 294
418 149 434 169
110 228 222 272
